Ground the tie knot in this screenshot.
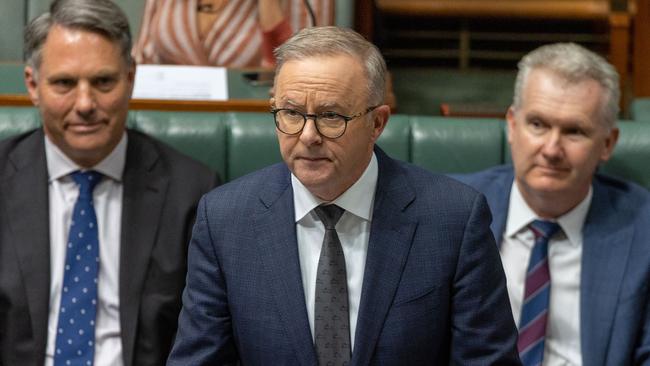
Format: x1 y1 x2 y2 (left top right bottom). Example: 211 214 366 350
71 170 103 196
530 219 561 240
314 204 345 230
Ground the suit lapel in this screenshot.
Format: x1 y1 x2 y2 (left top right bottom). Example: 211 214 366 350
2 130 51 364
254 164 317 365
119 131 169 366
580 180 634 366
483 169 514 244
351 149 417 365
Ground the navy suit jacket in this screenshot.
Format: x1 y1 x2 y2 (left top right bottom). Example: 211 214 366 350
0 128 219 366
455 165 650 366
168 148 521 365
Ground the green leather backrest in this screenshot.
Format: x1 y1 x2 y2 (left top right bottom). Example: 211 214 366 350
411 116 506 173
0 107 41 139
377 114 410 161
631 98 650 122
1 108 649 190
226 112 282 181
602 121 650 189
129 110 227 175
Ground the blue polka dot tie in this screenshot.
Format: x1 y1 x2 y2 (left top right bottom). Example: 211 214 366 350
54 171 102 366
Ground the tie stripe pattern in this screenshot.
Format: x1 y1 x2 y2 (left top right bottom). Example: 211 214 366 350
518 219 561 366
313 204 351 366
54 171 102 366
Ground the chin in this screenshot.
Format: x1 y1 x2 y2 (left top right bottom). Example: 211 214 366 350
527 180 573 196
296 173 327 187
296 170 334 189
66 138 108 152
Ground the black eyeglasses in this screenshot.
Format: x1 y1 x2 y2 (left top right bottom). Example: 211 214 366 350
271 106 379 139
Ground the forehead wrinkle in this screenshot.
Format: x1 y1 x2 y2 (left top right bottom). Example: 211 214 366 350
523 97 599 130
278 89 353 110
275 57 364 111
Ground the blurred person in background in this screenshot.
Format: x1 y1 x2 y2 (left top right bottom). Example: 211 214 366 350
133 0 334 67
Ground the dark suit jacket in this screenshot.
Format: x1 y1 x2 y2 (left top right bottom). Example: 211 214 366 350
167 147 521 365
0 128 219 366
455 165 650 366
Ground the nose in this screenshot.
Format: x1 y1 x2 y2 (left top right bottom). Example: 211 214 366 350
299 117 322 146
540 129 564 161
74 82 96 118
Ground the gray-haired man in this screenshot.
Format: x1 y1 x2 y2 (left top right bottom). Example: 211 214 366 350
168 26 520 365
456 43 650 366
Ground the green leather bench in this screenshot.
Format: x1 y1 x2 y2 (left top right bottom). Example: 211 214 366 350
632 97 650 122
1 106 649 190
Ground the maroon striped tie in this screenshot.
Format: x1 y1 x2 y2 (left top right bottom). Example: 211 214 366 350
518 220 560 366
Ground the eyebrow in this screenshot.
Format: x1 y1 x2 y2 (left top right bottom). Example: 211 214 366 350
46 69 121 80
46 72 75 81
318 101 345 110
525 111 592 129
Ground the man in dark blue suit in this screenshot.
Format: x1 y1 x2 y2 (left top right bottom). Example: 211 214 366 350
456 43 650 366
168 26 521 365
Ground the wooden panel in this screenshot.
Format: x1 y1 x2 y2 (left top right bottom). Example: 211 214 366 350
634 0 650 96
376 0 610 19
609 12 631 111
355 0 375 41
377 0 631 113
0 94 269 112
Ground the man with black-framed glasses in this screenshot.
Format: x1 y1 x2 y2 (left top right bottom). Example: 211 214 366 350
169 26 521 365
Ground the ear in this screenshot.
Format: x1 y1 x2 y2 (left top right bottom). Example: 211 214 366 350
24 66 40 106
505 106 517 145
269 97 275 109
370 104 390 142
599 127 619 162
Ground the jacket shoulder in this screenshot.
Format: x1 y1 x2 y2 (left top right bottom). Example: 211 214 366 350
594 173 650 210
450 165 513 189
0 129 42 175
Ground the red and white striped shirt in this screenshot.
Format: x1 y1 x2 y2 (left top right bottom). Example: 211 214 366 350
133 0 334 67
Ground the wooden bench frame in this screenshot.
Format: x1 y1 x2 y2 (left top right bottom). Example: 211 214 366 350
361 0 631 111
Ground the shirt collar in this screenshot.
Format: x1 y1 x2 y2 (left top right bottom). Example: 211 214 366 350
292 152 378 222
505 181 593 247
44 132 128 182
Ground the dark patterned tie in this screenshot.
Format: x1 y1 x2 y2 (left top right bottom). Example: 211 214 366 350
313 204 351 366
54 171 102 366
518 219 561 366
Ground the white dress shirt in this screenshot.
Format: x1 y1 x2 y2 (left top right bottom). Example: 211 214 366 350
292 153 378 351
44 134 127 366
501 182 592 366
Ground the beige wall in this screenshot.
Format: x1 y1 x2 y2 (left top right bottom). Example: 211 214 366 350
0 0 146 62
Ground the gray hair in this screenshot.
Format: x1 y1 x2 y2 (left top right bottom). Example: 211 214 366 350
513 43 620 129
24 0 133 75
274 26 387 106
